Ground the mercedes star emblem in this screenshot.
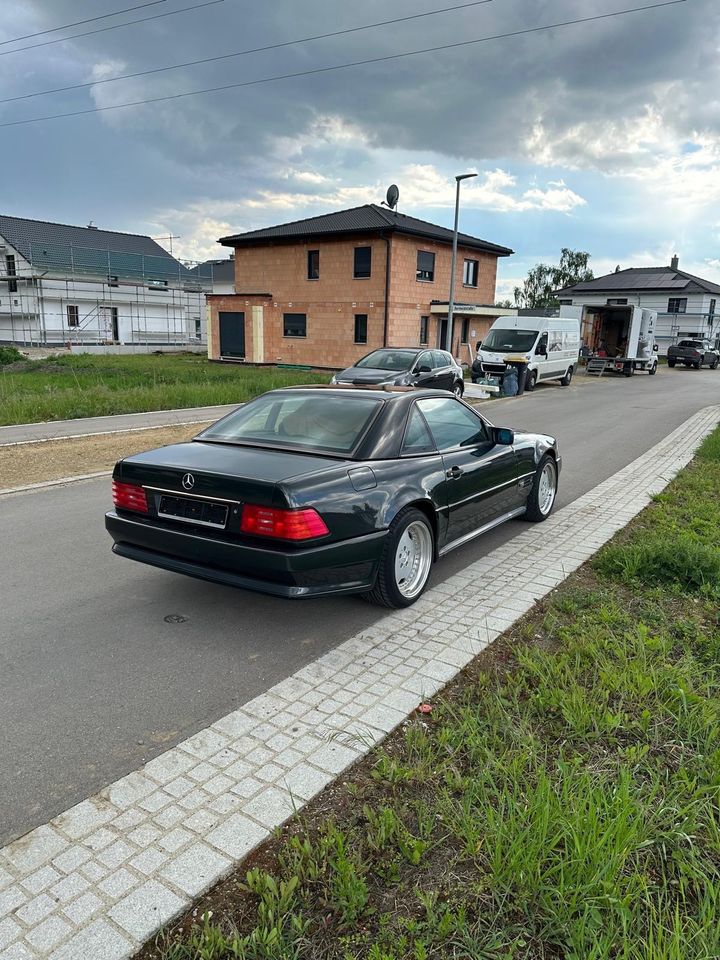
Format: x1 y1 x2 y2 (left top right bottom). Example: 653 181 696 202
181 473 195 491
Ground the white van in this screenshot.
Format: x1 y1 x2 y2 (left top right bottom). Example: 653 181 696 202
475 316 580 391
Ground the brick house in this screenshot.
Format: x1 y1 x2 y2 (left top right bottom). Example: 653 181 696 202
207 204 513 368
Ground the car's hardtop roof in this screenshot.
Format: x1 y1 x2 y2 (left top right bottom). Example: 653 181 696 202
264 385 454 402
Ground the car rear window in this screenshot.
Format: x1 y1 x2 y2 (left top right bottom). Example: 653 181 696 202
196 393 382 454
678 340 703 348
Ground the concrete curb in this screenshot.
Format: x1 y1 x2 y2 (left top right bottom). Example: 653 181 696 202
0 405 717 960
0 421 213 449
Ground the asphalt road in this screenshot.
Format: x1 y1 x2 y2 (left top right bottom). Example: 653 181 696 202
2 369 718 846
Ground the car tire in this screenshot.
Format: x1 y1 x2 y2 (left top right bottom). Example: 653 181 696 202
668 358 676 367
524 455 558 522
560 365 574 386
694 360 702 370
712 357 719 370
453 381 464 398
365 507 434 608
525 370 538 392
648 361 657 375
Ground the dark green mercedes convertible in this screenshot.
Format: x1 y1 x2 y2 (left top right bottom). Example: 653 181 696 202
105 386 560 608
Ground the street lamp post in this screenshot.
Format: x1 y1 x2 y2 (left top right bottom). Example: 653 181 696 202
445 172 477 354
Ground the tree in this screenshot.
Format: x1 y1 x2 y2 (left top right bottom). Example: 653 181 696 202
513 248 593 309
494 299 514 309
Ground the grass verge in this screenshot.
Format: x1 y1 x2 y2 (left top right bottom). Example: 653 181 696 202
138 426 720 960
0 354 328 425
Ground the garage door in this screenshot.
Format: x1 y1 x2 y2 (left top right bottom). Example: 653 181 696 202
219 311 245 358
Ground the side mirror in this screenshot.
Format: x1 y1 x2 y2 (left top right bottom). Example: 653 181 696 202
536 344 548 357
417 364 432 374
653 344 659 352
493 427 514 446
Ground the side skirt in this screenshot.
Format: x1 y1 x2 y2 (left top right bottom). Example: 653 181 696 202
438 505 527 558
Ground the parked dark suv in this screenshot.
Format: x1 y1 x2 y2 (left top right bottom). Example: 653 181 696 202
667 340 720 369
331 348 465 396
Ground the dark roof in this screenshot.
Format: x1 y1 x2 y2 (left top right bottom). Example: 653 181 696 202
195 258 235 284
0 214 175 262
220 204 513 257
556 266 720 297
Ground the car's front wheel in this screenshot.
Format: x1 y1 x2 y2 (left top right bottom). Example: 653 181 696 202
711 357 719 370
648 361 657 375
524 455 558 522
366 507 434 608
560 365 574 386
453 380 464 398
525 369 538 392
668 358 676 367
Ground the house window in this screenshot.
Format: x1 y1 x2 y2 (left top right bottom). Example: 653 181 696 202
606 298 628 305
462 259 478 287
419 316 429 345
559 299 572 305
108 275 119 288
66 305 79 327
354 246 371 279
709 299 716 321
283 313 307 338
416 251 435 282
461 318 470 344
354 314 368 344
668 298 687 314
5 254 17 294
307 250 319 280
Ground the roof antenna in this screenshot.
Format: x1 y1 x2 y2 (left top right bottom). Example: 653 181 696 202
381 184 400 215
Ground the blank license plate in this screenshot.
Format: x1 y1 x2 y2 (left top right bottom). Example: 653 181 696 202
158 495 228 529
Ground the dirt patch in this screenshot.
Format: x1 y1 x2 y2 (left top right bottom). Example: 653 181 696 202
0 423 212 490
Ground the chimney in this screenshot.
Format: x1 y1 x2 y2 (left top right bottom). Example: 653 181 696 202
670 254 679 270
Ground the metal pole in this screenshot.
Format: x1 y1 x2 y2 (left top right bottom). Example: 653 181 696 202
445 172 477 354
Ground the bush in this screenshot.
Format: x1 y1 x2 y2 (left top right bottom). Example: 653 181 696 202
0 346 25 365
595 534 720 591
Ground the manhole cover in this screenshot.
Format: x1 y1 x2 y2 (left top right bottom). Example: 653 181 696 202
164 614 189 624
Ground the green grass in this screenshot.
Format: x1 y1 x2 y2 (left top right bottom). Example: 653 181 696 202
0 353 329 425
146 426 720 960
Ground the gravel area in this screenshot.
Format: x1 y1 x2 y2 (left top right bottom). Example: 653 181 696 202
0 424 212 490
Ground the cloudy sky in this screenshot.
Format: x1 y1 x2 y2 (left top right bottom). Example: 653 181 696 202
1 0 718 298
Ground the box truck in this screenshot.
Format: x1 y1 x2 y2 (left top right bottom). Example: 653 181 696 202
560 303 659 376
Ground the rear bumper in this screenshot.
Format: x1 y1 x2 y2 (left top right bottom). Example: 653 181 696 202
105 511 386 598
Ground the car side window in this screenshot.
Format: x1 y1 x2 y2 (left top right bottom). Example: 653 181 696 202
416 351 434 371
432 351 448 368
417 397 489 449
401 406 436 455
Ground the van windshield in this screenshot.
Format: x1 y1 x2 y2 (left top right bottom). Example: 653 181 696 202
482 329 538 352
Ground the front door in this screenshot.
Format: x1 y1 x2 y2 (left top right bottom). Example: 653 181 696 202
416 396 520 546
219 311 245 358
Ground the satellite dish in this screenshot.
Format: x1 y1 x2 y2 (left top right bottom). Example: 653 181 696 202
385 184 399 210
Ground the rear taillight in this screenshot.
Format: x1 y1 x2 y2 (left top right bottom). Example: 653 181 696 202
241 505 329 541
112 480 148 514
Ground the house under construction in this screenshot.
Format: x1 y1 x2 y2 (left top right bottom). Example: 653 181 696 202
0 214 212 347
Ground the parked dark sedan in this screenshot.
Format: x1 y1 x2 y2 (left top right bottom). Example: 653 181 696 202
105 387 560 608
331 347 465 396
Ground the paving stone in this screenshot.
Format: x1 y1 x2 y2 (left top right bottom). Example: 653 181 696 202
163 777 194 799
157 828 192 854
54 800 115 842
49 872 90 904
85 828 116 852
26 915 71 953
206 815 267 860
0 943 40 960
184 810 220 835
208 794 244 816
0 919 21 951
179 729 229 760
61 892 103 926
229 776 264 800
160 842 231 898
51 846 92 876
109 809 145 832
47 919 134 960
128 825 162 849
307 741 360 775
98 869 139 899
21 867 61 896
138 791 174 814
0 888 26 920
97 840 134 871
108 879 185 942
2 828 68 877
142 751 195 785
129 848 168 877
78 861 107 883
242 788 296 829
103 771 156 810
203 774 233 796
152 805 185 829
15 893 56 925
281 763 334 801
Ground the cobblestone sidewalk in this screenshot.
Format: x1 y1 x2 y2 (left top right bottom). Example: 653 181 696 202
1 404 717 960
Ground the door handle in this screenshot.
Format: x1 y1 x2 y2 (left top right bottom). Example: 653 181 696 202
446 465 463 479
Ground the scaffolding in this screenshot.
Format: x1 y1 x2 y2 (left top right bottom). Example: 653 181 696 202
0 240 213 347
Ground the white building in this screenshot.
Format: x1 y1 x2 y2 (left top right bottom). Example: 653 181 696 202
556 257 720 353
0 215 212 347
